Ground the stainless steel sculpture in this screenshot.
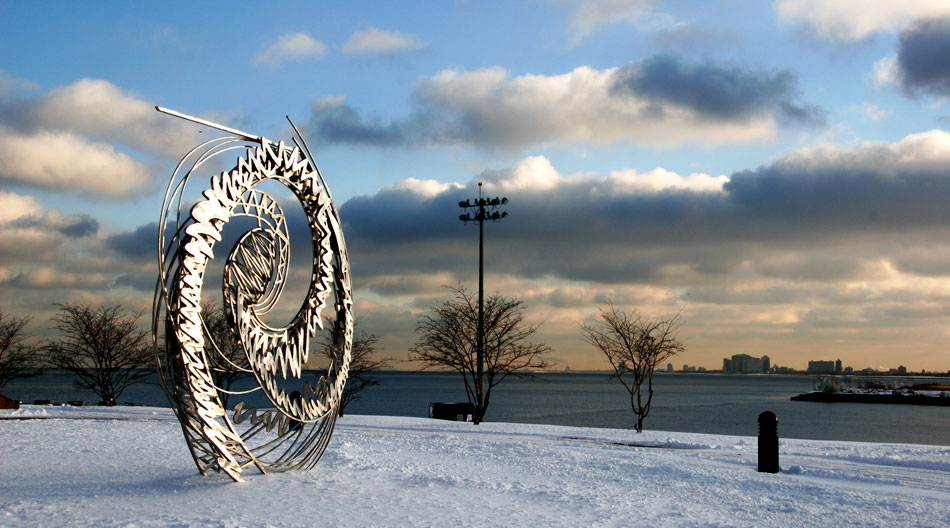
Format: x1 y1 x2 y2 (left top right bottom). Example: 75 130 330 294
152 107 352 482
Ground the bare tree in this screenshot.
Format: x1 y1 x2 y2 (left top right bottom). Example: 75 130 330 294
47 303 155 406
316 320 392 417
581 306 683 432
0 309 41 390
200 302 251 409
410 284 552 424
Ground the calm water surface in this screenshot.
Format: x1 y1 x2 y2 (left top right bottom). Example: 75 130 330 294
6 370 949 446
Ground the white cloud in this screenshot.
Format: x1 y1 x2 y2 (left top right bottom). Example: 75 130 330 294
606 167 728 193
490 156 563 192
0 69 38 97
0 127 153 198
569 0 660 39
873 55 899 87
1 77 205 161
415 65 779 148
314 95 347 109
858 103 891 121
779 129 950 176
0 191 41 223
387 177 462 198
892 129 950 168
482 156 729 197
26 78 202 158
253 32 327 68
775 0 950 41
0 78 224 197
342 27 424 56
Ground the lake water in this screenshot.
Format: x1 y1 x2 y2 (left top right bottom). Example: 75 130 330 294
6 370 950 446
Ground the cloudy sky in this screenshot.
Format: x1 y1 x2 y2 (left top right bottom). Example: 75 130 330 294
3 1 950 372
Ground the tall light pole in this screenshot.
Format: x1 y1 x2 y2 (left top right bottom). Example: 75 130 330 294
458 182 508 424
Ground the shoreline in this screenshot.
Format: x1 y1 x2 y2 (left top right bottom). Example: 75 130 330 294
791 391 950 406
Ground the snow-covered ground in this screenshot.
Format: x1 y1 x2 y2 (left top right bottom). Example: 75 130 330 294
2 406 949 527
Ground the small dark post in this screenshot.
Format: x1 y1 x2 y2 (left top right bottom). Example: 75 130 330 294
757 411 779 473
288 391 304 432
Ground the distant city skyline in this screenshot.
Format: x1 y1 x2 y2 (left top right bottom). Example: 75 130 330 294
3 2 950 372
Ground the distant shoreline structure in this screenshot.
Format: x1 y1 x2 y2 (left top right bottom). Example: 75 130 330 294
792 383 950 406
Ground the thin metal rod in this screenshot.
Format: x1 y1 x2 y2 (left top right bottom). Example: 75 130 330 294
476 182 484 425
155 106 262 142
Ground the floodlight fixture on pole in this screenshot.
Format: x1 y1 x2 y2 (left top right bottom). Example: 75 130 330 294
458 181 508 425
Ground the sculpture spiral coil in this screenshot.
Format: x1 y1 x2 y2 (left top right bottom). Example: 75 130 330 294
152 107 352 482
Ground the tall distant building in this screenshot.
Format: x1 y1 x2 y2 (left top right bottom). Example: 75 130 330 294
667 363 674 373
807 360 836 374
835 359 842 375
722 354 769 374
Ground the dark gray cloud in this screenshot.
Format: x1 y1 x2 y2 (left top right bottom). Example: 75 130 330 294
612 55 824 125
340 184 732 285
344 187 481 244
106 222 157 258
10 213 99 238
891 246 950 276
341 173 879 287
306 100 413 147
114 271 157 292
56 214 98 237
336 132 950 293
897 18 950 97
724 157 950 233
862 304 950 323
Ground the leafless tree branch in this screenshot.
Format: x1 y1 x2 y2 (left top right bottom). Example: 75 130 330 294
200 302 251 409
409 284 552 423
46 303 155 406
0 309 41 390
317 318 393 416
581 305 683 432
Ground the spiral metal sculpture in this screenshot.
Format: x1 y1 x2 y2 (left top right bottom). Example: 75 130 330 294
152 107 352 482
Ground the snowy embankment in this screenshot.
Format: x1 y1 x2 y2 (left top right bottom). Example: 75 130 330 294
2 406 949 527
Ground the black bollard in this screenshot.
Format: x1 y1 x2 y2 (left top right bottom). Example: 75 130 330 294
757 411 779 473
288 391 304 432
